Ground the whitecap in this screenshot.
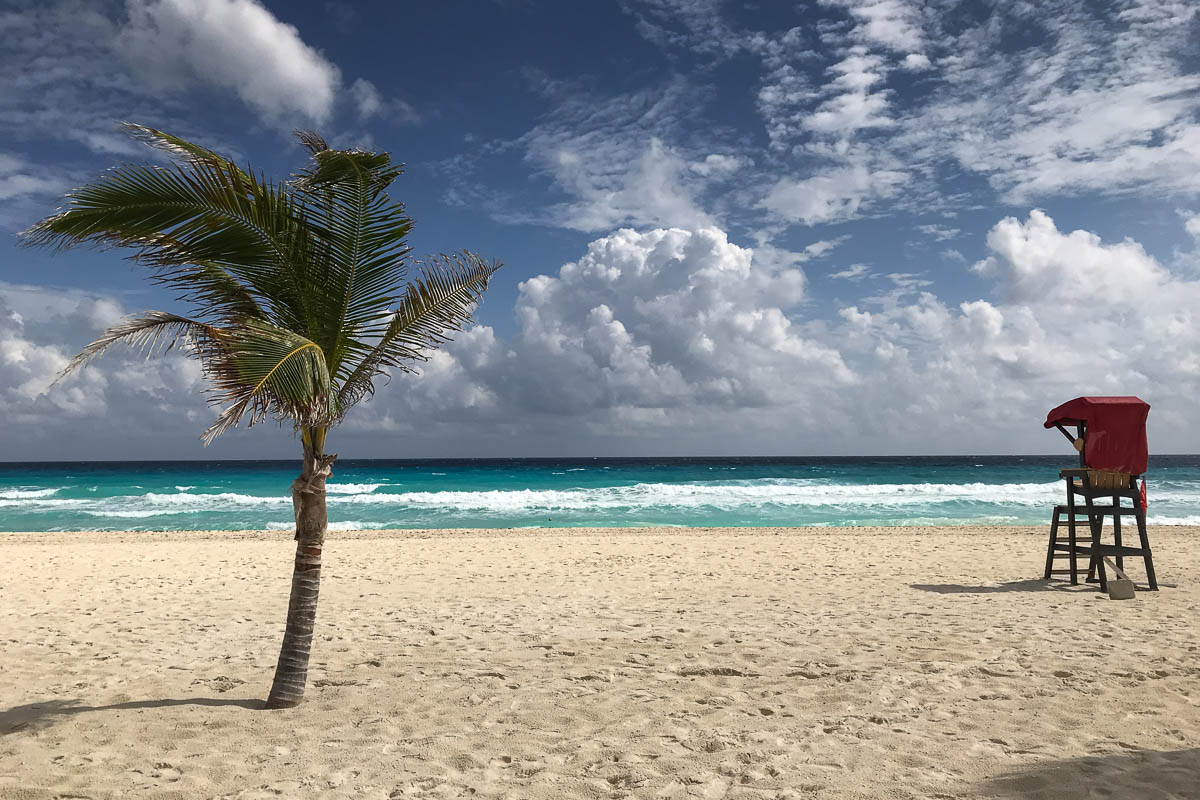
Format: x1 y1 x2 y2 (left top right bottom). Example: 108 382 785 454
326 483 385 495
0 488 60 500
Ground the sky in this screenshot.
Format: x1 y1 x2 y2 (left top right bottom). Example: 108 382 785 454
2 0 1200 461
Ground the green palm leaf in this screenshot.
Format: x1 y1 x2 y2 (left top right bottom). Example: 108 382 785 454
203 320 333 443
336 252 500 413
59 311 228 377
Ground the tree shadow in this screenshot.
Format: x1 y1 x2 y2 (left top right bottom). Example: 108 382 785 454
980 747 1200 799
910 580 1086 594
1 696 263 735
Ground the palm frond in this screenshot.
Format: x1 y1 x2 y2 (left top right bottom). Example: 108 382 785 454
60 311 227 379
291 145 413 376
293 130 329 156
120 123 252 183
203 320 333 444
24 123 501 447
18 156 316 327
335 252 500 412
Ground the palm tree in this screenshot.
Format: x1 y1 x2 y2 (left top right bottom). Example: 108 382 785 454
22 124 500 709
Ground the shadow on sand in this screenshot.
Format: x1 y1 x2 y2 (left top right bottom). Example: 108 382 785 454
910 579 1088 594
1 696 263 734
979 747 1200 799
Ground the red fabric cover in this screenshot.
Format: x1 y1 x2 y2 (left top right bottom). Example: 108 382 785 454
1044 396 1150 475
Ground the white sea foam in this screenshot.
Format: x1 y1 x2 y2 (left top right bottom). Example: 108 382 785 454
85 508 205 518
9 480 1200 524
266 520 370 531
320 480 1075 511
0 488 60 500
326 483 385 495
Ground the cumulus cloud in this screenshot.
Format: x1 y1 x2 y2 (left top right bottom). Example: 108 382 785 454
830 210 1200 449
505 227 849 410
118 0 341 123
0 283 216 456
9 213 1200 456
380 212 1200 454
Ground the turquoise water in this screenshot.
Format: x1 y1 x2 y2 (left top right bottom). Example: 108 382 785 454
2 456 1199 532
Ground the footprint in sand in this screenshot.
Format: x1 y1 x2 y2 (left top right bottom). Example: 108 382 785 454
150 762 182 782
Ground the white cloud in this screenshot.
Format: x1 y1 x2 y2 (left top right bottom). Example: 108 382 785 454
492 77 725 232
689 153 750 178
893 3 1200 204
821 0 924 53
0 155 69 202
357 212 1200 454
901 53 930 71
804 49 894 137
543 138 716 232
617 0 743 58
830 210 1200 450
504 227 851 414
10 213 1200 456
760 164 908 225
973 209 1169 305
119 0 341 123
831 263 872 281
1185 213 1200 240
917 224 959 241
349 78 383 118
0 283 212 451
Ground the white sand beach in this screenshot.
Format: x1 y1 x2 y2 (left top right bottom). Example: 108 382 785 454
1 526 1198 799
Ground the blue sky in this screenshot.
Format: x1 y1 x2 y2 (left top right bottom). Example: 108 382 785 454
2 0 1200 460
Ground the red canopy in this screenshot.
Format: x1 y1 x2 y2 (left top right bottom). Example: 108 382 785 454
1044 396 1150 475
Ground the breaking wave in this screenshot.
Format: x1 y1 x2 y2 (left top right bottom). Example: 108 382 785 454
3 465 1199 530
0 488 60 500
326 483 386 495
7 479 1200 517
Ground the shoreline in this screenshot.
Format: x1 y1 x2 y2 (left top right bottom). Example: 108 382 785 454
3 525 1197 798
1 523 1196 542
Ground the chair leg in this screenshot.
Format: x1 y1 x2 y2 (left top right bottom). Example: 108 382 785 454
1086 495 1106 591
1113 494 1124 572
1136 505 1158 591
1067 496 1079 585
1044 508 1060 580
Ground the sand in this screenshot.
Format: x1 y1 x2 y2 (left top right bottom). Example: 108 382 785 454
1 526 1198 800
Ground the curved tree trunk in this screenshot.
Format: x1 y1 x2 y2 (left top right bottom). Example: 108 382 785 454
265 427 336 709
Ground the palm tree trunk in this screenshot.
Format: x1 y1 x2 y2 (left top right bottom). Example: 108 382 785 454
265 427 336 709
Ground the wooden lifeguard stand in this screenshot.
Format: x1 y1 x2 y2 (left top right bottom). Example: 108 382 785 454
1042 396 1158 591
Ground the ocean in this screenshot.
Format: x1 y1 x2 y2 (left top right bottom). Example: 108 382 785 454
1 456 1199 532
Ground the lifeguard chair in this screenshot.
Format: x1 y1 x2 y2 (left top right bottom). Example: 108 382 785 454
1042 396 1157 590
